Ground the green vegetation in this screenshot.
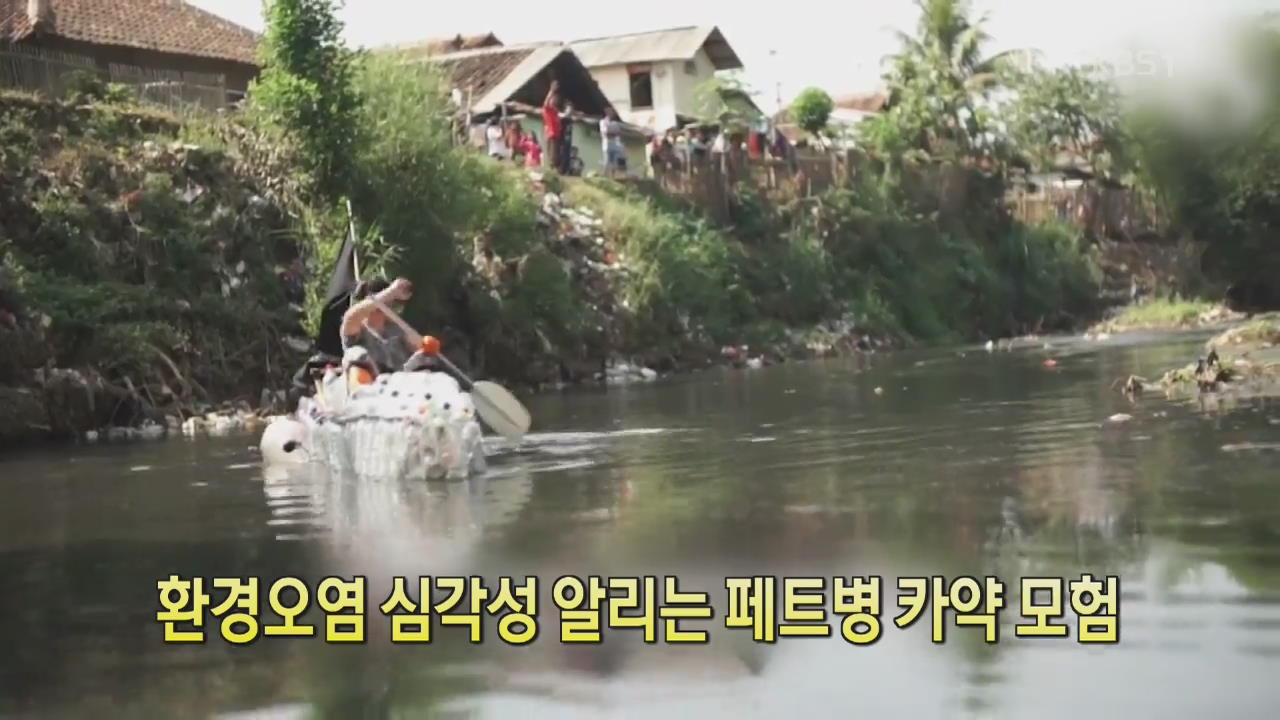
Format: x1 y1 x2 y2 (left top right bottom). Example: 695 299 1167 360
691 74 763 132
1094 297 1224 333
863 0 1023 173
3 0 1277 446
1001 63 1131 181
1207 314 1280 351
789 87 834 136
0 90 307 433
250 0 360 200
1121 24 1280 310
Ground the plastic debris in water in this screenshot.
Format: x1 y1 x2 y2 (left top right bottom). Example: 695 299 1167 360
1108 413 1133 423
1043 358 1059 368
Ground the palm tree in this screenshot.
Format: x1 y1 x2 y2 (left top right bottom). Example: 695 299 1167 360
881 0 1036 158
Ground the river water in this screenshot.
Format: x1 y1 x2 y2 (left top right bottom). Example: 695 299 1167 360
2 330 1278 719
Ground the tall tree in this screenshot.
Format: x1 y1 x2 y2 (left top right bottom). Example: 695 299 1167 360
790 87 835 137
251 0 361 201
1000 64 1130 182
869 0 1029 162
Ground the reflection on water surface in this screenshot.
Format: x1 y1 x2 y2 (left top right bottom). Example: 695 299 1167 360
1 330 1279 719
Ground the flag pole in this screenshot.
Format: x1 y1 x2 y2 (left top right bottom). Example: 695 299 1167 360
345 198 361 294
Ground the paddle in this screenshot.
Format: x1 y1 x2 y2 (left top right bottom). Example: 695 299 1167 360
368 296 532 443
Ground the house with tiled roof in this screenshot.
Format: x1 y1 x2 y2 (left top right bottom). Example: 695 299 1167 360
1 0 261 103
385 38 652 175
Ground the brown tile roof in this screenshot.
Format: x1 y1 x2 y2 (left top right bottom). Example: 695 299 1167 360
1 0 261 66
418 33 503 56
382 33 506 63
427 45 538 107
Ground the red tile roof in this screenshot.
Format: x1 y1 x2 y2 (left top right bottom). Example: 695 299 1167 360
1 0 261 66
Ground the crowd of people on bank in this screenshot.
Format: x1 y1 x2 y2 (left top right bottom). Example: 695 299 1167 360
469 80 795 179
644 122 793 175
474 81 593 176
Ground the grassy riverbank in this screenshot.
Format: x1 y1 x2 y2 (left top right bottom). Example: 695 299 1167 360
1089 297 1242 335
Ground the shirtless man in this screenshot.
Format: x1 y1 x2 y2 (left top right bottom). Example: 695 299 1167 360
339 276 418 373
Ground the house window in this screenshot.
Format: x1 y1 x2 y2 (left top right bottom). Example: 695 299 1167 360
683 60 697 75
628 67 653 109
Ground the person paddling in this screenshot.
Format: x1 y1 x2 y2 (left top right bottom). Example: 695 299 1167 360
339 276 419 376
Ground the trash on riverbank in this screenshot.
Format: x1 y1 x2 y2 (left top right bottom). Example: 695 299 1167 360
1157 317 1280 400
598 361 659 385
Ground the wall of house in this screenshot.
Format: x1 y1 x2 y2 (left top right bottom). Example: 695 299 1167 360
669 48 718 122
10 35 258 99
589 64 633 114
586 61 682 132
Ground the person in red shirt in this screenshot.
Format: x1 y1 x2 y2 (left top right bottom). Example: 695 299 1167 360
522 131 543 168
542 81 562 171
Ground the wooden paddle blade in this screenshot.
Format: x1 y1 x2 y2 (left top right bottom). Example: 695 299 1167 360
471 380 531 441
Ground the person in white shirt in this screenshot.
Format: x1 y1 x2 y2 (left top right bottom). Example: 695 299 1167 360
599 106 625 177
485 117 509 160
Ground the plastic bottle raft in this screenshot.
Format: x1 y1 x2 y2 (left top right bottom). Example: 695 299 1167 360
295 369 487 481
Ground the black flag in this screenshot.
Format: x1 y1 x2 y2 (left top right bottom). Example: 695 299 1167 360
315 227 357 357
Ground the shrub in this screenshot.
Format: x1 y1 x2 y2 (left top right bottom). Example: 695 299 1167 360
791 87 835 136
250 0 361 200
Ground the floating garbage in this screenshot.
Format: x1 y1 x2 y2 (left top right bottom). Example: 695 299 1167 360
602 361 659 386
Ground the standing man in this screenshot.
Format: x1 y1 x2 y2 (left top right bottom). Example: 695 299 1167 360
542 81 562 171
600 106 624 177
559 101 576 174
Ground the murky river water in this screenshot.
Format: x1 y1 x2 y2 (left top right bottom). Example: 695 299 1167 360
2 330 1279 719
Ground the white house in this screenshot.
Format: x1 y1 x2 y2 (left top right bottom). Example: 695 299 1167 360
568 25 747 132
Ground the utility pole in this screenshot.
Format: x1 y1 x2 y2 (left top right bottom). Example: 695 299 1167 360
769 49 782 115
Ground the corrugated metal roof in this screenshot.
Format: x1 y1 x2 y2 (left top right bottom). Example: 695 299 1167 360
568 25 742 70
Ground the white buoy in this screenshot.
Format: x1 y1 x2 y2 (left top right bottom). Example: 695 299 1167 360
260 417 309 466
